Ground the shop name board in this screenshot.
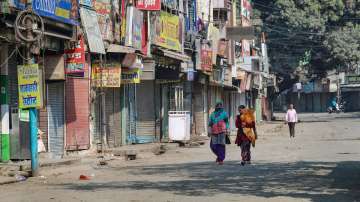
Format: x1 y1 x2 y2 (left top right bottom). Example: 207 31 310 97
92 64 121 87
136 0 161 10
65 36 86 76
201 46 213 72
17 64 42 109
151 11 182 52
347 75 360 84
121 68 141 84
12 0 78 25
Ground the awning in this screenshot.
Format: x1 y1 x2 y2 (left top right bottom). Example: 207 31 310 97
158 48 191 62
107 44 135 53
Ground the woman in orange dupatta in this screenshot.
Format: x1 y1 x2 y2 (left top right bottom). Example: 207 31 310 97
235 105 258 166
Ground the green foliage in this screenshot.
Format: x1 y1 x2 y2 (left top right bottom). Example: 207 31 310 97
253 0 360 76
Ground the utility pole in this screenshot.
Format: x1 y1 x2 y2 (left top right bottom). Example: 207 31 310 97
0 44 10 162
25 15 39 177
15 6 44 176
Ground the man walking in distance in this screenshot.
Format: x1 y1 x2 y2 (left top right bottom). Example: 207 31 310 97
285 104 298 138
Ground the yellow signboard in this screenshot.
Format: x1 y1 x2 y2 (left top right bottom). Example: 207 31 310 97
92 63 121 87
121 68 141 84
17 64 42 109
152 11 182 52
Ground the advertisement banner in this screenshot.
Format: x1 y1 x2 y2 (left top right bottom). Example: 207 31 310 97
136 0 161 10
92 64 121 87
201 44 213 72
12 0 78 25
125 6 143 50
17 64 42 109
64 36 86 76
121 68 141 84
93 0 114 43
207 24 220 65
151 11 183 52
80 8 105 54
241 0 252 20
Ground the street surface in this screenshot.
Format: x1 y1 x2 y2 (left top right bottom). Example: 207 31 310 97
1 113 360 202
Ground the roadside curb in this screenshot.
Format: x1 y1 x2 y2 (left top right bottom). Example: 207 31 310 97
0 177 18 185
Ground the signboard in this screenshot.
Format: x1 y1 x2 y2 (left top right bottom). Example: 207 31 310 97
241 0 252 20
121 68 141 84
79 0 93 7
80 8 105 54
64 36 86 76
201 44 213 72
151 11 183 52
136 0 161 10
92 64 121 87
12 0 78 25
226 26 255 41
125 6 143 50
17 64 42 109
347 75 360 84
93 0 114 43
217 40 228 57
19 109 29 122
207 24 220 65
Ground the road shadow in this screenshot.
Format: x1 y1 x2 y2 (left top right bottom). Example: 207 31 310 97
55 160 360 202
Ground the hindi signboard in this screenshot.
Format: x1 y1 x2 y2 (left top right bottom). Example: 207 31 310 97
92 63 121 87
11 0 78 25
136 0 161 10
121 68 141 84
65 36 86 76
17 64 42 109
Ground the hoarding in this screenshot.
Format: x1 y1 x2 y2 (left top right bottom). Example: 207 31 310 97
151 11 183 52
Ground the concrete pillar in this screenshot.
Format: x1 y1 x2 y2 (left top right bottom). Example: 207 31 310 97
0 44 10 162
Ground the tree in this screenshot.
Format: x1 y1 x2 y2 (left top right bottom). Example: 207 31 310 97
253 0 360 81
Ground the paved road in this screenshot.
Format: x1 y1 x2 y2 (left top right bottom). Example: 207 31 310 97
1 113 360 202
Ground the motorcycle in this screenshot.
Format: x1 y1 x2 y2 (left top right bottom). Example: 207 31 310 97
327 101 346 114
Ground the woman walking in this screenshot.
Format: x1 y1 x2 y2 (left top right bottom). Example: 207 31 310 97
235 105 257 166
285 104 298 138
209 102 229 165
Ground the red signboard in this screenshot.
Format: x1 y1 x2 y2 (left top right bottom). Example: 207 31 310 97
136 0 161 10
65 36 86 75
201 44 213 72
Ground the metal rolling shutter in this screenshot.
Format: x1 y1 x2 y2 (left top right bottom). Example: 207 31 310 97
136 81 156 142
126 84 137 143
105 88 122 147
48 82 65 158
65 78 90 150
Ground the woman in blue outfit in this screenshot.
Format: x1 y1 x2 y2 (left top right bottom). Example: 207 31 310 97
208 102 229 165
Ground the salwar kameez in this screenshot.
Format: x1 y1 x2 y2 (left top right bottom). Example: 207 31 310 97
210 133 226 162
208 105 229 164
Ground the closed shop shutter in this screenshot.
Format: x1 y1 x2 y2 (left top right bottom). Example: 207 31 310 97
136 81 156 141
65 78 90 150
105 88 121 147
8 50 30 160
194 84 205 136
125 84 137 143
48 82 65 158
